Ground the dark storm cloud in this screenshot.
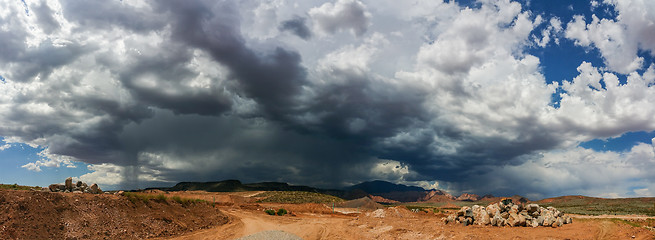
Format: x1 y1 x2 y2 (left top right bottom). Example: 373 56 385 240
155 0 307 119
0 10 88 82
116 110 382 188
1 0 556 191
32 2 60 34
279 16 313 40
3 0 655 198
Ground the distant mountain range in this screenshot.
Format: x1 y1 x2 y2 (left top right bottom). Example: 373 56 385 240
153 179 515 203
158 179 322 192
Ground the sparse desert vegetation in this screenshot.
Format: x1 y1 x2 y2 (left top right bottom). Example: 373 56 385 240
255 191 345 204
0 183 41 191
535 196 655 216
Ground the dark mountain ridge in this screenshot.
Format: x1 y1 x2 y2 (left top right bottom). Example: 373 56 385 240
152 179 502 203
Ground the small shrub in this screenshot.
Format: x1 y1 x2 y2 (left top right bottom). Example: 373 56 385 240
154 194 168 203
265 209 276 215
124 192 141 204
276 208 288 216
171 196 184 204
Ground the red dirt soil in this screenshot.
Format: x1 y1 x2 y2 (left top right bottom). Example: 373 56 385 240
163 191 655 240
0 190 228 239
166 204 655 240
3 189 654 239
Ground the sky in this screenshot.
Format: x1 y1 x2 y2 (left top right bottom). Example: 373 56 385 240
0 0 654 200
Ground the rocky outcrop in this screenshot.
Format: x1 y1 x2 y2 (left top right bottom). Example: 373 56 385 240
444 200 572 227
368 195 400 204
418 190 455 202
456 193 481 201
48 178 102 194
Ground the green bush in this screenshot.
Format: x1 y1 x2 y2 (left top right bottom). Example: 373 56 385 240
264 209 276 215
276 208 288 216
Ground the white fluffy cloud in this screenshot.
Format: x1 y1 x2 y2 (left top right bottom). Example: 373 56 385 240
21 148 76 172
483 139 655 199
309 0 371 36
565 0 655 74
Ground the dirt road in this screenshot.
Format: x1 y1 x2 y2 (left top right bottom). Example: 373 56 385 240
166 206 655 240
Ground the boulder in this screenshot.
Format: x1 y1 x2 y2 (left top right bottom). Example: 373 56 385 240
457 206 468 216
529 218 539 227
446 214 456 224
90 184 101 194
462 217 472 226
456 206 473 218
49 184 63 192
65 177 73 191
476 209 490 225
76 181 83 187
508 212 520 227
486 203 499 215
543 213 555 227
517 213 527 227
526 203 539 212
565 216 573 224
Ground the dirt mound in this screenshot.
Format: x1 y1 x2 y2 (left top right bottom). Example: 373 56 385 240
366 206 415 218
0 189 228 239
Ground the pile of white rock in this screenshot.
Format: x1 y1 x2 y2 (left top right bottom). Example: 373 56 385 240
48 177 103 194
445 200 572 227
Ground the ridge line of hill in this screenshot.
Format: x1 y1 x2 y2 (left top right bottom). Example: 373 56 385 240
149 179 508 203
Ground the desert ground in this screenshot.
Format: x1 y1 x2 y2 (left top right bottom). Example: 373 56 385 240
2 188 654 240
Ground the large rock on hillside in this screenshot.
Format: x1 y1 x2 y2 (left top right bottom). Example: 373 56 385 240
49 184 65 192
90 184 102 194
65 177 73 191
49 177 102 194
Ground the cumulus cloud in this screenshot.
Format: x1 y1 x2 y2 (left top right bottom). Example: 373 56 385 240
565 0 655 74
468 140 655 199
533 17 563 47
0 138 10 151
21 148 76 172
309 0 371 36
1 0 655 197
